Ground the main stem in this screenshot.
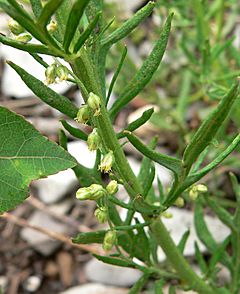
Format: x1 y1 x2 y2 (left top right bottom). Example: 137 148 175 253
71 51 215 294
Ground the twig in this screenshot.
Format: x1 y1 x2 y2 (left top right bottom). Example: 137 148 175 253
1 213 101 255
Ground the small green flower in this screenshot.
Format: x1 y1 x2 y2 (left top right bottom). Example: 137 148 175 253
98 151 114 173
87 128 101 151
76 187 92 200
106 180 118 195
189 184 208 201
8 18 24 35
88 184 107 200
103 230 117 251
75 105 90 124
174 197 184 208
15 33 32 43
94 207 108 223
87 92 101 116
47 20 58 33
56 65 69 81
45 63 57 85
161 210 173 219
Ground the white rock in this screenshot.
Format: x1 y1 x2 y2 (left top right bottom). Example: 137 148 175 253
34 141 96 204
157 207 230 261
20 211 68 256
0 276 8 293
59 283 128 294
23 276 42 292
84 259 142 287
1 46 70 98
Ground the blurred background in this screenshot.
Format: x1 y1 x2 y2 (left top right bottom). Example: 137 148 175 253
0 0 239 293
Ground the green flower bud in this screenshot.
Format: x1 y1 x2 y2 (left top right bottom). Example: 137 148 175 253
94 207 108 223
196 184 208 193
174 197 184 208
15 33 32 43
88 184 107 200
88 92 101 116
76 187 92 200
47 20 58 33
189 184 208 201
161 210 173 219
8 18 24 35
103 230 117 251
75 105 90 124
98 151 114 173
45 63 57 85
87 128 101 151
56 65 69 81
106 180 118 195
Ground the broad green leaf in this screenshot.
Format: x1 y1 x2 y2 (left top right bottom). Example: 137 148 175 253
109 13 173 118
7 61 79 119
73 12 100 53
117 108 154 139
37 0 65 28
126 132 182 174
63 0 90 52
72 230 106 244
101 1 155 47
30 0 42 18
183 83 239 170
60 120 88 141
0 106 77 213
129 274 149 294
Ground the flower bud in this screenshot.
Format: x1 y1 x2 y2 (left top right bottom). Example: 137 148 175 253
106 180 118 195
45 63 57 85
87 92 101 116
87 128 101 151
94 207 108 224
103 230 117 251
98 151 114 173
196 184 208 193
56 65 69 81
174 197 184 208
15 33 32 43
8 18 24 35
88 184 107 200
47 20 58 33
161 210 173 219
75 105 90 124
189 184 208 201
76 187 92 200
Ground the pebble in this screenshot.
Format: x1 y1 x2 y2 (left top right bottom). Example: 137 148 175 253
22 276 42 293
0 276 8 293
84 259 142 287
20 211 68 256
59 283 128 294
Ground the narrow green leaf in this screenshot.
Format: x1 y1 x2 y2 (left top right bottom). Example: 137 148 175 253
154 280 164 294
63 0 90 52
129 274 149 294
72 230 106 244
117 108 154 139
208 237 230 273
93 254 135 268
73 12 100 53
30 0 42 18
205 196 236 232
37 0 65 28
0 106 77 213
133 219 150 263
143 163 155 198
106 46 127 105
0 33 56 56
58 129 68 150
211 36 234 61
157 177 165 204
177 229 190 254
133 195 162 216
7 61 78 119
101 1 155 47
109 13 173 118
183 83 239 169
194 241 208 274
60 120 88 141
126 132 182 174
7 0 32 20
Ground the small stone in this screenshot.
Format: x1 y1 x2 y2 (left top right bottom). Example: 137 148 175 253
20 211 68 256
23 276 42 292
59 283 129 294
45 261 59 278
84 259 142 287
0 276 8 293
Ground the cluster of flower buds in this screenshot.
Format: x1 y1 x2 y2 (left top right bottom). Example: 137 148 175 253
45 63 69 85
8 18 32 43
94 207 108 224
174 197 185 208
76 184 107 201
189 184 208 201
99 151 115 173
87 128 101 151
103 230 117 251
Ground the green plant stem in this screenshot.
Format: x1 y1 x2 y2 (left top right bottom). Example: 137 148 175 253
70 50 215 294
150 218 215 294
